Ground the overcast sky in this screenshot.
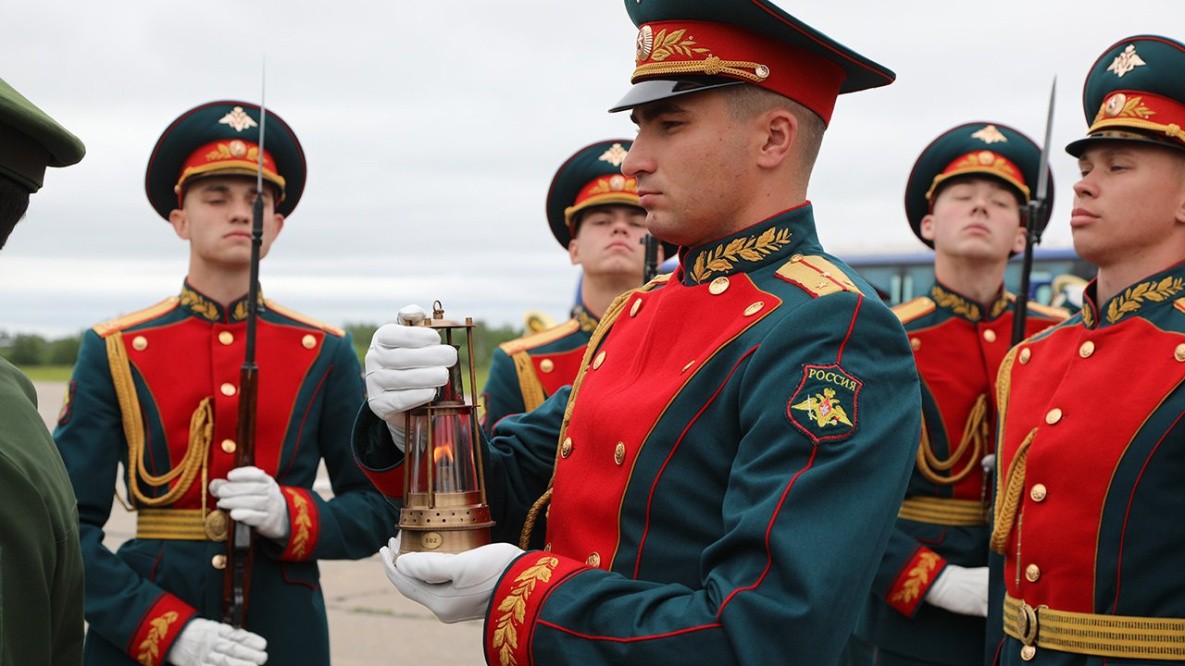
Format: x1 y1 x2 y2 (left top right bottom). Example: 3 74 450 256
2 1 1182 337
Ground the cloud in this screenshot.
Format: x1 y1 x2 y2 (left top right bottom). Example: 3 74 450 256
2 0 1181 335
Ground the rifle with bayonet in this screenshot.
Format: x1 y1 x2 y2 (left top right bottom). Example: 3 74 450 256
222 89 267 629
643 234 660 284
1011 78 1057 347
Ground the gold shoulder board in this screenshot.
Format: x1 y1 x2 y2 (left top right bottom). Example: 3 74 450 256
92 297 179 338
775 255 864 297
1026 301 1071 321
263 300 345 337
893 297 937 324
499 319 581 355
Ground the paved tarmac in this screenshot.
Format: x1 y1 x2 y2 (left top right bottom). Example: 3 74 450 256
32 381 485 665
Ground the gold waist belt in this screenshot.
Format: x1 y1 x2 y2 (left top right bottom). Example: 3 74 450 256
1004 594 1185 661
897 496 987 526
136 508 228 542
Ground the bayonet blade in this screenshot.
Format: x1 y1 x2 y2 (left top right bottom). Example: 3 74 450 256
1034 77 1056 204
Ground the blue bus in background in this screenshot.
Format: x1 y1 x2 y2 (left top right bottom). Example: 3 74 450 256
842 247 1095 307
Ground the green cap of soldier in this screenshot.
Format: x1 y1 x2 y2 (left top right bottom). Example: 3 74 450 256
0 76 86 193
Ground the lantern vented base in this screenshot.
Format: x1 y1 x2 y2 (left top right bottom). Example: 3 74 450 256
398 497 494 554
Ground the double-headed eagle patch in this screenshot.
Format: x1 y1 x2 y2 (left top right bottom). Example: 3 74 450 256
788 364 861 443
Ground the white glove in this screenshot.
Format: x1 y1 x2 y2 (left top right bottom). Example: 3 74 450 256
209 466 289 540
981 453 997 474
167 617 267 666
925 564 988 617
366 305 458 449
380 534 523 623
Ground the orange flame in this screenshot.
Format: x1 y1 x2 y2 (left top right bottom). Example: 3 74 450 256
433 442 455 465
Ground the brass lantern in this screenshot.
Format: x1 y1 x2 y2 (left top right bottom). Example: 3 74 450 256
398 301 494 554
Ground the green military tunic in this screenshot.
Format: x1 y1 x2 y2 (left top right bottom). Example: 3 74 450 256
990 265 1185 664
481 304 599 431
852 283 1065 665
0 357 84 665
54 283 397 666
357 204 922 664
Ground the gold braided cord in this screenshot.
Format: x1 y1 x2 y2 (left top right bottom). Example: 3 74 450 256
519 289 637 550
990 428 1037 553
510 350 547 413
1090 118 1185 143
633 57 768 84
106 332 212 507
916 394 988 485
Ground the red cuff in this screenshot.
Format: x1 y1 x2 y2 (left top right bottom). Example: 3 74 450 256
279 487 320 561
886 546 947 618
128 593 198 666
485 552 588 666
358 461 405 500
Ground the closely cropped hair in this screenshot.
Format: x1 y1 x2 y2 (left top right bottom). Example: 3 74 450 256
0 174 32 251
723 84 825 180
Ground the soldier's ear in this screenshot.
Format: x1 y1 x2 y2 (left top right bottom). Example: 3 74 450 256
1011 224 1027 255
169 209 190 240
1174 159 1185 225
568 238 581 266
919 214 937 242
756 108 796 169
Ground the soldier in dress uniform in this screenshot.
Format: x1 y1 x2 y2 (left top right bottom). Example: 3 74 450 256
988 35 1185 664
847 123 1067 665
481 139 668 431
53 100 398 666
0 75 86 666
354 0 922 663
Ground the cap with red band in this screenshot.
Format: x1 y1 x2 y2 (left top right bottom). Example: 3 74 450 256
1067 35 1185 156
145 100 306 221
610 0 895 123
174 139 285 203
905 122 1054 247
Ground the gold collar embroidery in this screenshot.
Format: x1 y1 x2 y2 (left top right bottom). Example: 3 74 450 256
687 226 792 284
1104 275 1185 324
179 284 264 323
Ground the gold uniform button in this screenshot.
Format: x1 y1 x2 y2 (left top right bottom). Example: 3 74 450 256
1030 483 1047 502
212 554 227 570
593 351 606 369
910 337 921 351
540 359 555 373
218 331 234 345
630 299 642 317
1019 348 1031 364
983 329 997 343
1025 564 1041 582
1080 341 1095 358
614 442 626 465
302 334 317 349
744 301 764 317
586 552 601 567
708 276 730 295
560 438 573 458
221 439 237 454
1175 344 1185 362
1045 408 1063 425
132 336 148 351
221 383 237 397
790 253 804 263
